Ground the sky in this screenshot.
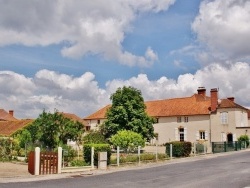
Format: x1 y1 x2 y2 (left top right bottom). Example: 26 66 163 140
1 0 250 119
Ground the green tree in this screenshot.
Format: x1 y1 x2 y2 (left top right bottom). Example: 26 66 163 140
103 86 154 140
110 130 145 152
27 110 84 149
16 129 32 148
83 130 107 144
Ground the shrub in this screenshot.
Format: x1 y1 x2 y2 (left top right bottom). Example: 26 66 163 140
83 131 107 144
110 130 145 152
0 138 13 161
238 135 249 147
83 144 111 166
70 159 88 167
165 141 192 157
61 145 77 164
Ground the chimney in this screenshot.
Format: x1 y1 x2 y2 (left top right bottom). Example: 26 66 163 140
197 87 206 97
9 110 14 116
227 97 235 102
210 88 218 112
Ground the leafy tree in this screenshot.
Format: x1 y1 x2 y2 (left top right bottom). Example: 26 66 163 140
103 86 154 140
238 135 249 147
16 129 32 148
27 110 84 149
110 130 145 152
83 130 107 144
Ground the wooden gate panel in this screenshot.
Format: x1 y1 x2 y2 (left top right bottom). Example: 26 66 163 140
40 151 58 175
28 151 35 175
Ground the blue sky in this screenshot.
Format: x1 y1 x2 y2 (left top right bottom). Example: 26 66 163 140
0 0 250 118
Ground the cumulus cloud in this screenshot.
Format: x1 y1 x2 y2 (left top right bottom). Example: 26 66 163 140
192 0 250 62
0 0 174 67
1 62 250 119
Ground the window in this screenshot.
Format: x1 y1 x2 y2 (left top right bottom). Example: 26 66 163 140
85 126 91 131
220 112 228 124
177 117 182 123
184 116 188 122
179 128 184 141
97 119 100 124
200 131 205 139
155 118 159 123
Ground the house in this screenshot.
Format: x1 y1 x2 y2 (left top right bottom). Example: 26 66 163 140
84 87 250 149
0 109 33 137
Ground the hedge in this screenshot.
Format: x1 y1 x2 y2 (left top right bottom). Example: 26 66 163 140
83 144 111 166
165 141 192 157
0 138 13 161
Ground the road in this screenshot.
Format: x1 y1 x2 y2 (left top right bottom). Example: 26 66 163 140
1 151 250 188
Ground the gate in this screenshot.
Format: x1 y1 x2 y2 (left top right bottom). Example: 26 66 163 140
40 151 58 175
28 147 62 175
28 151 35 175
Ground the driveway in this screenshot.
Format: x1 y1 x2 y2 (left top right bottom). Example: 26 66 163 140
0 162 31 178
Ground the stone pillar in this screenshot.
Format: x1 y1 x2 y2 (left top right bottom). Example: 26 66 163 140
98 152 107 170
34 147 40 175
58 147 62 174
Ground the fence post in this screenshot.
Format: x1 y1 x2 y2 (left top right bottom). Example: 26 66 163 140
91 147 94 169
117 146 120 167
224 142 227 152
193 143 196 156
170 144 173 159
156 141 158 161
138 146 141 166
212 142 214 153
34 147 40 176
235 141 238 151
58 147 62 174
204 144 206 155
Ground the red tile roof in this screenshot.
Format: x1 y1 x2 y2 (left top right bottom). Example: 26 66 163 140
0 119 33 136
60 112 87 126
218 99 248 110
84 94 212 120
0 109 18 121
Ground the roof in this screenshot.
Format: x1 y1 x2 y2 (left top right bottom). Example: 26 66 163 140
218 99 249 111
60 112 87 126
0 109 18 121
0 119 33 136
84 94 211 119
84 105 111 120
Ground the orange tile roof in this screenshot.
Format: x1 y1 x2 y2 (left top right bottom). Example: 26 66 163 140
60 112 87 126
0 109 18 121
0 119 33 136
84 105 111 120
84 94 211 120
218 99 248 110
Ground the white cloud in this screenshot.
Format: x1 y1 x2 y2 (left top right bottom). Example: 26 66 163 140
1 62 250 119
0 0 174 67
192 0 250 62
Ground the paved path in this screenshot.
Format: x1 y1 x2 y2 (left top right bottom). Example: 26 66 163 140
0 162 31 178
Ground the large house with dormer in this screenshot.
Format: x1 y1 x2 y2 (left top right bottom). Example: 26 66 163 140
84 87 250 149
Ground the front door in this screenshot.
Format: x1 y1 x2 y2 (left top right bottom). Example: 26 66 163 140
227 133 233 142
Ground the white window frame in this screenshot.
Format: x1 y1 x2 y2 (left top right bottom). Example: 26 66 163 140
220 112 228 124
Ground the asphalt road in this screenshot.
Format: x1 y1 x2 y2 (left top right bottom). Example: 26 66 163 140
1 151 250 188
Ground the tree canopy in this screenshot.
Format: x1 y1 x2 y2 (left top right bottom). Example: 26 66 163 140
110 130 145 152
26 110 84 149
103 86 154 141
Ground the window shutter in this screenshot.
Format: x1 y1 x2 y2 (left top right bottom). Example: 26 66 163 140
233 134 236 141
205 131 208 140
223 133 226 141
196 131 199 140
184 128 187 141
175 128 178 141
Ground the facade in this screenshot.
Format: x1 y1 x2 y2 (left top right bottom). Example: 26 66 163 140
84 87 250 149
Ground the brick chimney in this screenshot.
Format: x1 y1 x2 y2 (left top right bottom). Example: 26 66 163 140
197 87 206 97
9 110 14 116
227 97 235 102
210 88 218 112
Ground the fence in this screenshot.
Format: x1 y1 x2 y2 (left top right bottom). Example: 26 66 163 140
212 141 247 153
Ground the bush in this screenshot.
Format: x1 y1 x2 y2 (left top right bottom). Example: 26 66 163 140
165 141 192 157
0 138 13 161
238 135 249 147
83 131 107 144
83 144 111 166
70 159 88 167
61 145 77 164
